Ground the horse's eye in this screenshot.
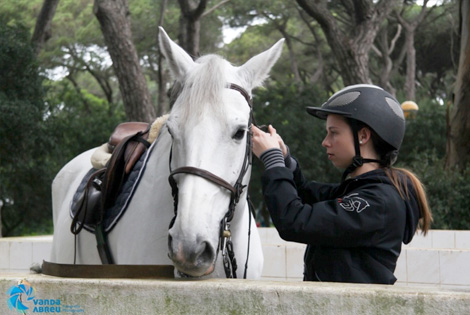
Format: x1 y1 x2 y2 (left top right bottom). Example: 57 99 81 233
232 129 245 140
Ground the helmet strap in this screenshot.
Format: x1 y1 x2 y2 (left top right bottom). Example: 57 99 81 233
341 119 382 182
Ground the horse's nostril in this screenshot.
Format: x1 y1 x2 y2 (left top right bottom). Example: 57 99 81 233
168 234 174 252
195 241 213 263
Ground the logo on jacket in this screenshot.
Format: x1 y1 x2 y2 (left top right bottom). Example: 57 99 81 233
338 193 370 213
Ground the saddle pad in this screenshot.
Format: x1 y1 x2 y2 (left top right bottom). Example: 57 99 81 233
70 141 155 233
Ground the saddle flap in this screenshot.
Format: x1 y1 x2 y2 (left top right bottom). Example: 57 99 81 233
71 168 105 234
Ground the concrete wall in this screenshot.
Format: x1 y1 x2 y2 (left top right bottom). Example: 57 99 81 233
2 229 470 289
1 274 470 314
2 230 470 314
0 235 52 273
259 229 470 290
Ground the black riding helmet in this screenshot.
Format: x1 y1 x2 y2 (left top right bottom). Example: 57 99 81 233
306 84 406 181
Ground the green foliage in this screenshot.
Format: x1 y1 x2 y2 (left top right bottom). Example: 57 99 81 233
0 23 51 236
395 98 470 230
399 101 447 164
407 154 470 230
0 22 125 236
415 4 459 80
0 0 43 30
223 26 279 66
44 79 125 165
414 2 458 100
0 23 42 100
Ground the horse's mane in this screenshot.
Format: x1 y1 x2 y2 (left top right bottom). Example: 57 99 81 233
174 54 229 121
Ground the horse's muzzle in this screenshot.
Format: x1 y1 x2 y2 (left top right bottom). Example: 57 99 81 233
168 233 216 277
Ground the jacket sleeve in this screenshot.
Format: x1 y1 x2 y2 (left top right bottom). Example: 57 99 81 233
261 167 389 248
290 157 338 204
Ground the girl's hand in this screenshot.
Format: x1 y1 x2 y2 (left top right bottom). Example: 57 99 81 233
269 125 288 157
252 124 287 158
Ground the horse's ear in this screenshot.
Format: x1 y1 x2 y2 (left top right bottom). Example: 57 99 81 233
158 27 195 82
237 38 284 90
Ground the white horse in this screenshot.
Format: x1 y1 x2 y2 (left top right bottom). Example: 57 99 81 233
50 28 284 278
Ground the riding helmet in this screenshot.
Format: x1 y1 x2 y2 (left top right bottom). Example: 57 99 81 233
306 84 405 151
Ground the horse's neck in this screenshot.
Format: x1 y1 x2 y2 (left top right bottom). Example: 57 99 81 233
145 128 172 179
110 128 173 233
134 128 173 213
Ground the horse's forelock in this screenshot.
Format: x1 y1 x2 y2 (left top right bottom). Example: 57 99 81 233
176 55 229 121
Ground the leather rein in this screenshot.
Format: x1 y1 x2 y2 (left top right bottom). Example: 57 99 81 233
167 83 254 278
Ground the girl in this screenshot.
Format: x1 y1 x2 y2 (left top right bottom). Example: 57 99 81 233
252 84 432 284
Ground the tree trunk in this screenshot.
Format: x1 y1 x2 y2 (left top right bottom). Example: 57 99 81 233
266 14 302 87
446 0 470 169
31 0 60 56
284 33 302 87
0 200 3 237
157 0 170 115
296 0 398 85
403 30 416 100
66 44 114 105
373 23 402 96
396 1 430 101
94 0 156 122
177 0 207 57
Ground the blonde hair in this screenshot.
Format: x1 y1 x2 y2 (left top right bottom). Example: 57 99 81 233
384 167 432 235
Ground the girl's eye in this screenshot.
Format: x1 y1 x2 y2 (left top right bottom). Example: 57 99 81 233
233 129 245 140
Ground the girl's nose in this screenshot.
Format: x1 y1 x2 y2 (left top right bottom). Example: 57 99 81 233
322 136 329 148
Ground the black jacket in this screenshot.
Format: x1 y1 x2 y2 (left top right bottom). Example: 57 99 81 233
261 162 420 284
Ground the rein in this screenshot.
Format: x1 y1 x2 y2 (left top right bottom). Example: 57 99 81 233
167 83 254 278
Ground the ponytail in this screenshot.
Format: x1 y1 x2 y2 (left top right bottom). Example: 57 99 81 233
384 167 432 235
361 123 433 235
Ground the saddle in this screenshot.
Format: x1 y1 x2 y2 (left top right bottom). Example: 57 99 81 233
71 122 150 235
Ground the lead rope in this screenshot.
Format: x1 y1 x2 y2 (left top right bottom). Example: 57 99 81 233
74 234 77 264
242 125 254 279
220 190 253 279
220 217 237 278
244 195 254 279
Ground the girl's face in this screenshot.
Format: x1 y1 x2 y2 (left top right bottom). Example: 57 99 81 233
322 114 355 169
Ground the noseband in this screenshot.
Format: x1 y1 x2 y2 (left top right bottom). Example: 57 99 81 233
167 83 253 278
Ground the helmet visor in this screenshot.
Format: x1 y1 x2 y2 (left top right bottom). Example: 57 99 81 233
306 107 352 120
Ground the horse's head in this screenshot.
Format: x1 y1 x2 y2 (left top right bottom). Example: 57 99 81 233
159 27 283 277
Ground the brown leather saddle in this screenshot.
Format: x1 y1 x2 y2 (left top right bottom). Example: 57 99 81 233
71 122 150 236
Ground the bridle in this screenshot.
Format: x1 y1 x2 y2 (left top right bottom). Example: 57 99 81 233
167 83 254 278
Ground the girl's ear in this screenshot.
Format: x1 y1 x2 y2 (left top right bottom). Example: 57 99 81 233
358 127 371 144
